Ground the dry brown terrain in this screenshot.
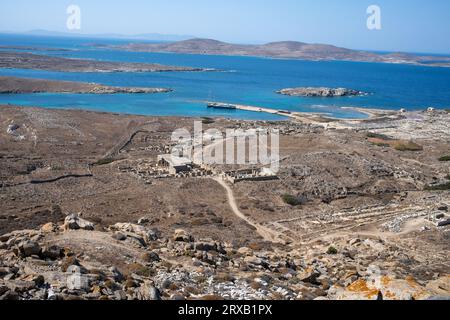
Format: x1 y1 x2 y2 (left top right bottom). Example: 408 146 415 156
0 51 207 73
0 105 449 300
0 76 171 94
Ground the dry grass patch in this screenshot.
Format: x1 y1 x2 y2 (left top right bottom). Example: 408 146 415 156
367 136 423 152
392 141 423 152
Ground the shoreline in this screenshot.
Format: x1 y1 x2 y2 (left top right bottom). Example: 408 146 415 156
203 100 403 124
0 51 209 73
0 102 424 125
108 48 450 69
0 76 172 95
110 38 450 69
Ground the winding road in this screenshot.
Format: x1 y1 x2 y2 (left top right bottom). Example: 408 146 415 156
213 177 291 244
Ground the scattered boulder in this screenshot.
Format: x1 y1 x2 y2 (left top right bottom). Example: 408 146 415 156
194 241 225 253
110 223 157 244
137 217 150 225
173 229 193 242
147 229 159 241
0 290 19 300
363 239 385 252
114 290 127 300
125 235 147 248
41 245 63 260
298 268 321 285
60 256 80 272
141 252 161 263
329 274 438 300
137 281 161 300
435 213 445 220
367 275 433 300
0 285 9 296
63 213 95 231
437 219 450 227
41 222 58 233
18 241 41 257
6 123 20 134
237 247 253 256
109 267 124 282
426 276 450 296
328 279 381 300
244 256 268 269
112 232 127 241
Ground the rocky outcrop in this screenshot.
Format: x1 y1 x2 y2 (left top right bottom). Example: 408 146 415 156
0 51 207 73
173 229 194 242
0 76 172 95
63 213 95 231
328 273 448 300
0 220 448 300
277 87 366 97
76 86 172 94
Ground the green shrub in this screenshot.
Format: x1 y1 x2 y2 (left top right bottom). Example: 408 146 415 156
327 246 338 255
366 132 391 140
281 194 305 206
94 157 115 166
126 263 155 277
201 117 215 125
438 156 450 162
393 141 423 152
371 141 390 148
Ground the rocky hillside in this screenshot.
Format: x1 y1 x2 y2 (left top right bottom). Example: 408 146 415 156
0 77 172 94
0 51 207 73
115 39 450 67
0 213 448 300
277 87 366 97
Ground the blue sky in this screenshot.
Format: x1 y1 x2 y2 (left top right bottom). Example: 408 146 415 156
1 0 449 53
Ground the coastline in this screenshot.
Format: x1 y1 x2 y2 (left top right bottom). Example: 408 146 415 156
0 51 209 73
203 100 402 124
0 101 406 126
0 76 172 95
110 38 450 68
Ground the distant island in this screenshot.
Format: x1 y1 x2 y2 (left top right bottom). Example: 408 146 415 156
277 87 367 97
109 38 450 68
0 76 172 94
0 51 208 73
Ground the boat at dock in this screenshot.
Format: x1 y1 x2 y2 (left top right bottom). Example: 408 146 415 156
207 102 237 110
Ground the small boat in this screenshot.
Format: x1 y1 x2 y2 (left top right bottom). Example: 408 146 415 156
207 103 237 110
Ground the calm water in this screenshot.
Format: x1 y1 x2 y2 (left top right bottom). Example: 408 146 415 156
1 34 450 120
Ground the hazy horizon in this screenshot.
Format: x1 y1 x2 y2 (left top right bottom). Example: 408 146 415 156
1 0 450 54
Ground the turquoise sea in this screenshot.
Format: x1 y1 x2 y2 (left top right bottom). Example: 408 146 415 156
1 34 450 120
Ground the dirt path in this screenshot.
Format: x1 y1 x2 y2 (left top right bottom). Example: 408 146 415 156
212 177 292 244
197 135 293 244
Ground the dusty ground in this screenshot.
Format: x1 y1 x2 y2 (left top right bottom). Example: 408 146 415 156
0 106 259 244
0 51 206 73
0 105 449 300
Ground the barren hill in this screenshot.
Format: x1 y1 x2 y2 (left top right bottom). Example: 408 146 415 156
116 38 450 67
